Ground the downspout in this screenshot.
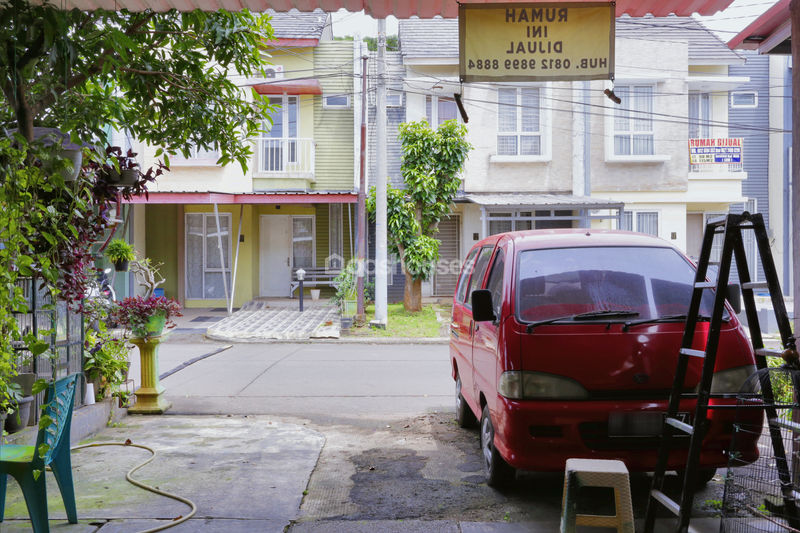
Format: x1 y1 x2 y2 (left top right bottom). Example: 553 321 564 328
213 203 231 312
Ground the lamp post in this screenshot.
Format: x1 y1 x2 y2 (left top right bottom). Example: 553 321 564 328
296 268 305 312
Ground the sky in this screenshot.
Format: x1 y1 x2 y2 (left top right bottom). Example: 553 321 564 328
330 0 778 42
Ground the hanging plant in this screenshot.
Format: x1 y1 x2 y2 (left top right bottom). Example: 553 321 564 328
104 238 135 272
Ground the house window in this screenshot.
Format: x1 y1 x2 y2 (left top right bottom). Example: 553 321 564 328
731 91 757 108
386 92 402 107
487 210 572 235
620 211 659 236
171 143 219 165
323 94 350 109
613 85 654 156
185 213 232 299
292 216 314 269
497 87 542 156
426 95 458 126
328 204 343 270
262 95 298 171
689 92 710 139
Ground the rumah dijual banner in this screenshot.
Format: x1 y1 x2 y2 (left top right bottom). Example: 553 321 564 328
459 3 615 82
689 138 743 164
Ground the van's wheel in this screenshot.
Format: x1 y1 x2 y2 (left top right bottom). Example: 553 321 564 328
455 376 477 428
480 405 515 487
677 467 717 488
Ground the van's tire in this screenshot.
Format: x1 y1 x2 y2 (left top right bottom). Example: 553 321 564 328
455 376 477 428
678 467 717 488
480 405 515 487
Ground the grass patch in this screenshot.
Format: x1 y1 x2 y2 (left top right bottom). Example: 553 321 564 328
345 303 445 337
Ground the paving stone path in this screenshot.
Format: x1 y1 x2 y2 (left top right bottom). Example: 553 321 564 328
206 303 340 341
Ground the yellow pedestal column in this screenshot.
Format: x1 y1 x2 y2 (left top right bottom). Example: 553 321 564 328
128 335 171 414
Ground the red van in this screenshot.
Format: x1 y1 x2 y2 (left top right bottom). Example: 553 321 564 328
450 229 759 486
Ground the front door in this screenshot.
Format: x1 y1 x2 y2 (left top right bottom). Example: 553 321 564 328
260 215 291 296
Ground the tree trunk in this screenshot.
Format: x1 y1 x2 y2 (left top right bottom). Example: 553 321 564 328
403 272 422 312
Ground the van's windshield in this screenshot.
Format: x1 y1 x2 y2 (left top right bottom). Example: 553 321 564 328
516 246 723 324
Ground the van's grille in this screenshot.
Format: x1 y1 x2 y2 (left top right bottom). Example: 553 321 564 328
578 422 690 451
587 389 695 401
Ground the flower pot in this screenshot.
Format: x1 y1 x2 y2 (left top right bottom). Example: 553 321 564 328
131 312 167 338
310 289 321 301
342 299 357 318
5 395 34 433
113 259 130 272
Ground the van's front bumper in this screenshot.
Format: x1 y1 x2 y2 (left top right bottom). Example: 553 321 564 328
490 395 760 472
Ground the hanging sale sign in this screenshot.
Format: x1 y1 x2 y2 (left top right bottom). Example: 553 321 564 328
459 2 615 82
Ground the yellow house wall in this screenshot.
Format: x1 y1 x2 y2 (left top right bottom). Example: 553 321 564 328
144 205 179 299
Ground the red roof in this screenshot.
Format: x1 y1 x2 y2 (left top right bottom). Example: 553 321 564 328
727 0 790 51
62 0 736 18
253 79 323 95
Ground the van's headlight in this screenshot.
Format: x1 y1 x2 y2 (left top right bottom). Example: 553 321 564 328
699 365 756 394
498 371 590 400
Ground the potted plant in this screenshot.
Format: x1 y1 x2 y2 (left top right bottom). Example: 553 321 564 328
331 260 359 328
105 238 136 272
110 258 181 339
4 372 36 433
102 146 140 187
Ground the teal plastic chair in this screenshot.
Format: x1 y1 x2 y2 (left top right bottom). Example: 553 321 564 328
0 373 79 533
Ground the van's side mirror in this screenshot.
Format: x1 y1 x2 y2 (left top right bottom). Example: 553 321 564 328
472 289 496 322
726 283 742 314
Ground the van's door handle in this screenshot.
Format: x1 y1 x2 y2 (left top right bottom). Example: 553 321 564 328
474 323 480 332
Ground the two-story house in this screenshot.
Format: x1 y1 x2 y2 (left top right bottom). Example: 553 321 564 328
382 15 750 301
125 10 359 309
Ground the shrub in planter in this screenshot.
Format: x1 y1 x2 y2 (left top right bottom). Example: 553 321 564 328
110 295 181 339
84 326 131 401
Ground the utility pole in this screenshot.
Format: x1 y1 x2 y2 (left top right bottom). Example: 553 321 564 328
791 0 799 336
356 54 368 323
373 18 388 328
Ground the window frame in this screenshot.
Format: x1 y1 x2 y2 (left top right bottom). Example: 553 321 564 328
604 81 670 163
290 215 316 270
185 212 233 300
323 94 351 109
619 210 660 237
491 85 552 163
426 95 459 127
386 92 403 107
730 91 758 109
456 247 481 304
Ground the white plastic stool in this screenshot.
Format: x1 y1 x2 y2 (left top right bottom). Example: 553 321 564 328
560 458 635 533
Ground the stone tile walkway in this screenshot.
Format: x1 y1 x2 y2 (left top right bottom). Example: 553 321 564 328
206 301 340 341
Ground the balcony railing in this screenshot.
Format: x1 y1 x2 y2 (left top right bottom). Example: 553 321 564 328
254 137 315 177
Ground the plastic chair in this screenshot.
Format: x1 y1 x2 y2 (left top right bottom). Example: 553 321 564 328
0 373 79 533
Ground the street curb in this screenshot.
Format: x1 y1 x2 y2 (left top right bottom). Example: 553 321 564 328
203 333 449 344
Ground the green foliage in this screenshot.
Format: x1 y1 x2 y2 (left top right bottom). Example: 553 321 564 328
105 238 136 263
0 0 275 171
367 119 471 283
84 324 130 399
362 35 399 51
331 260 359 307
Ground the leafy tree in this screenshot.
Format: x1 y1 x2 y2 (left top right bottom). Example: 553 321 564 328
0 1 274 169
0 2 274 407
367 119 471 312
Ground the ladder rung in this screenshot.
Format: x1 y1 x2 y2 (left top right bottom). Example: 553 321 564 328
742 281 769 290
755 348 784 358
694 282 716 289
665 417 694 435
707 215 727 227
651 489 680 515
772 418 800 433
680 348 706 358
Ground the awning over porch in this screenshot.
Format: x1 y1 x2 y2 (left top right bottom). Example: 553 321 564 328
463 192 624 211
123 191 357 204
253 79 323 95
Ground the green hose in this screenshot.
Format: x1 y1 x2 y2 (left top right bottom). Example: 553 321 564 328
71 441 197 533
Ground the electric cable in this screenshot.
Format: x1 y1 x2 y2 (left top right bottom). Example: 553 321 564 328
70 440 197 533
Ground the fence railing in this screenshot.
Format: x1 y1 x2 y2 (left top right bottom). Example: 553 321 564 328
13 278 85 424
254 137 315 176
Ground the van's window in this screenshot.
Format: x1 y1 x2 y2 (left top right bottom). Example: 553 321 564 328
456 247 480 303
486 249 505 317
516 246 720 322
466 247 495 305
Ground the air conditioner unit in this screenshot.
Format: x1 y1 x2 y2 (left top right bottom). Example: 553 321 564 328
264 65 284 80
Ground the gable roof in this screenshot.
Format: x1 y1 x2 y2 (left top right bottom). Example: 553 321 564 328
616 15 744 64
399 18 459 59
267 9 331 42
399 15 742 64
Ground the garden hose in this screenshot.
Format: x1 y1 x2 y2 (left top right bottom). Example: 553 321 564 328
70 440 197 533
